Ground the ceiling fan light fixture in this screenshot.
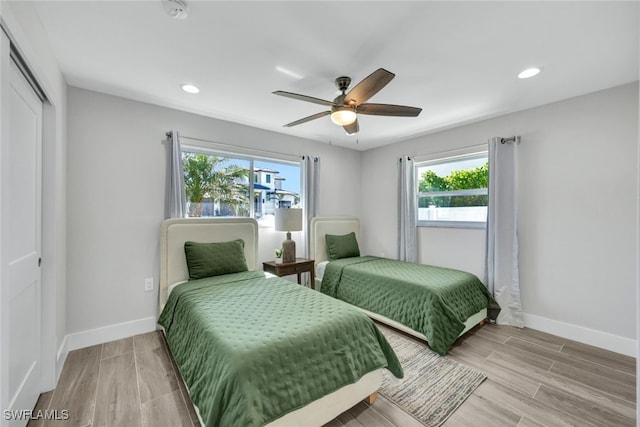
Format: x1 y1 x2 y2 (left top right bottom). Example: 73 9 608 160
274 68 420 134
330 107 357 126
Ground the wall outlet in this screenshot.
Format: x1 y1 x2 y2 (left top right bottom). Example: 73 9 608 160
144 277 154 292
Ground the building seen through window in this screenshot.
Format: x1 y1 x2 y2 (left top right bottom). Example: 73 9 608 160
182 150 301 224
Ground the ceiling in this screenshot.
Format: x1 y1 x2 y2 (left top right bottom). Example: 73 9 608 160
32 1 638 151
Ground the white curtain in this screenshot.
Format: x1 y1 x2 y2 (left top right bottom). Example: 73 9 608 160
485 137 523 327
301 155 320 265
398 156 418 262
165 130 186 219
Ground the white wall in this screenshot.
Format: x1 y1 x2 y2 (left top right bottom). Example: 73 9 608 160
66 87 362 336
361 83 638 354
0 1 67 386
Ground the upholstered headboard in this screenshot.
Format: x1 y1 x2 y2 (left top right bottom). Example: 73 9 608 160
309 217 361 264
159 218 259 308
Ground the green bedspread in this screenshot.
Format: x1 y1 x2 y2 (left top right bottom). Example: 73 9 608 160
321 256 500 355
158 270 402 427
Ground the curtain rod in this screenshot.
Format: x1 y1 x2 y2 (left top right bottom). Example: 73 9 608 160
165 131 307 160
500 136 520 144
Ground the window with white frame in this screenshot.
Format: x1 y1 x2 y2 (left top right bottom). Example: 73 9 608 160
416 150 488 228
181 148 301 225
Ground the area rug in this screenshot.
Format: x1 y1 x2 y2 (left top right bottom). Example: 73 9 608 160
378 325 486 427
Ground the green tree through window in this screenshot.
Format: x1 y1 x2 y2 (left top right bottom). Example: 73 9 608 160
182 153 249 217
418 162 488 208
181 150 301 221
415 152 488 226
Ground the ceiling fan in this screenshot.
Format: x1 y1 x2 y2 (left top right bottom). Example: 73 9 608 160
273 68 422 135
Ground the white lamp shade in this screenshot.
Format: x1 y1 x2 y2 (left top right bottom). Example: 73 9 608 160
330 108 357 126
275 208 303 232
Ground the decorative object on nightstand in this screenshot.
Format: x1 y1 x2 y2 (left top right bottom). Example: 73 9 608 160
274 248 283 264
275 208 302 263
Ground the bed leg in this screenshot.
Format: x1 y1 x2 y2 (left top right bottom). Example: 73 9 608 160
364 391 378 405
479 319 487 327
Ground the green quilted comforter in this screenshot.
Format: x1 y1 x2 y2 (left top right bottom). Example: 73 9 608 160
158 270 402 427
321 256 500 355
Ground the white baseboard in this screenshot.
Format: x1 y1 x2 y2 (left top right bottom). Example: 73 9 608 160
56 335 68 382
65 316 158 352
57 313 635 367
523 313 637 357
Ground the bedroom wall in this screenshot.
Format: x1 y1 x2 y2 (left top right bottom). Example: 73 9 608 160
360 83 638 355
65 87 362 339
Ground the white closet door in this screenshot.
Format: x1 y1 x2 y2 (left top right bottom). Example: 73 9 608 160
2 53 44 425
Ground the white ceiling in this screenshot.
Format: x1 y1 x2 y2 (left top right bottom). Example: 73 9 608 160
32 1 638 151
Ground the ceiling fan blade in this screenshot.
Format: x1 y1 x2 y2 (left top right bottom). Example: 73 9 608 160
344 68 395 105
343 118 359 135
273 91 335 107
283 111 331 127
357 103 422 117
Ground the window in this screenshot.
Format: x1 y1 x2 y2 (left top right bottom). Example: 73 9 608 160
181 148 301 225
416 151 488 228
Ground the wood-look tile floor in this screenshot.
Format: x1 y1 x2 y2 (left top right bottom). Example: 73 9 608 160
30 323 636 427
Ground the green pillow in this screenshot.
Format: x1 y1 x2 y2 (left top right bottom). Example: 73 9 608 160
325 232 360 261
184 239 248 280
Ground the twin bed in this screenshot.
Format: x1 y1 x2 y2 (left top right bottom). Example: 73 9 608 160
158 218 402 427
310 217 499 355
158 216 498 426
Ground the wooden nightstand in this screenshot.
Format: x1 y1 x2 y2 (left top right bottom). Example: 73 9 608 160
262 258 315 289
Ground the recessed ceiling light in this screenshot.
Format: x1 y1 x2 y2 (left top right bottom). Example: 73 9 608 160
181 84 199 94
518 67 542 79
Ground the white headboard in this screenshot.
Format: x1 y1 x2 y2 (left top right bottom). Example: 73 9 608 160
309 217 361 263
159 218 259 308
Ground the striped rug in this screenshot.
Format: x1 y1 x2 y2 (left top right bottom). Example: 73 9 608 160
379 325 486 427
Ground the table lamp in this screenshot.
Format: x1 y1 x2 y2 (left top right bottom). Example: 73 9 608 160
275 208 303 263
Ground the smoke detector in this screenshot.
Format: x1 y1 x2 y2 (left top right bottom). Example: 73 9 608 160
162 0 189 19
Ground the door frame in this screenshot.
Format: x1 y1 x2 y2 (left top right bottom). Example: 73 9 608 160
0 21 61 415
